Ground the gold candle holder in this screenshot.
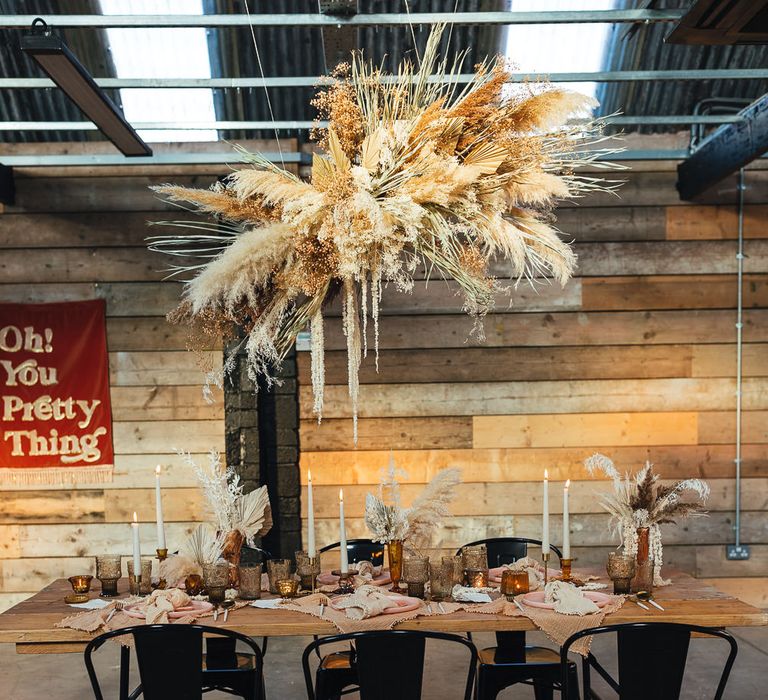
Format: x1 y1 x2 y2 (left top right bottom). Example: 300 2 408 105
276 578 300 599
560 558 573 582
331 569 358 595
65 575 93 604
500 570 529 599
542 551 550 585
464 568 489 588
155 548 168 590
185 574 204 596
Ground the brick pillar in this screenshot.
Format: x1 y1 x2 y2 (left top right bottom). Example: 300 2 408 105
224 341 301 559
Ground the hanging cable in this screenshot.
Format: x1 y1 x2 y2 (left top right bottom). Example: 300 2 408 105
734 167 745 553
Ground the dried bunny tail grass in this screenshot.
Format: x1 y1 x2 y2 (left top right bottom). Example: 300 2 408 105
507 89 598 133
228 168 319 206
585 453 622 482
310 309 325 420
406 467 462 551
185 224 295 313
504 171 572 207
342 278 362 444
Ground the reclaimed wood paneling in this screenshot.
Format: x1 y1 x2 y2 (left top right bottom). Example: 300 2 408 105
0 164 225 611
299 167 768 587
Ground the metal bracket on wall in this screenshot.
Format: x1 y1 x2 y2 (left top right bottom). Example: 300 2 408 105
0 165 14 205
319 0 358 72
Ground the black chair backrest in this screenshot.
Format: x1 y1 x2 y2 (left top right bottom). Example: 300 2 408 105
321 538 385 568
456 537 563 567
561 622 738 700
84 623 264 700
303 630 478 700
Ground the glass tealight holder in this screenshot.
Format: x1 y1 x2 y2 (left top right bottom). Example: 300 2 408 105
500 570 529 599
276 578 300 599
461 545 488 571
95 555 121 598
607 552 636 595
238 564 263 600
68 575 93 594
444 555 464 587
295 551 320 592
185 574 204 596
428 559 454 601
127 558 152 595
207 585 227 606
403 556 430 599
203 561 230 590
464 568 489 588
267 559 292 595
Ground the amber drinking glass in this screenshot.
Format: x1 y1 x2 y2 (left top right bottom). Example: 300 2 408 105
461 545 488 571
95 555 121 597
607 552 636 595
185 574 204 596
207 585 226 606
403 556 430 598
500 570 529 598
238 564 263 600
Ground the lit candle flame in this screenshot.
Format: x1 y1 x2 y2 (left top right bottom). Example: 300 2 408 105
339 488 344 502
132 511 138 523
544 469 548 480
308 469 312 482
155 464 161 476
565 479 571 489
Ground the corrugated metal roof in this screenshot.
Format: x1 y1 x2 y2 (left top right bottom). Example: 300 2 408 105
0 0 117 143
596 0 768 132
203 0 507 141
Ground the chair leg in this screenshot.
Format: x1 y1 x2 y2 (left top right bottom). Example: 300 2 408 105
566 665 580 700
475 668 500 700
532 678 555 700
119 645 130 700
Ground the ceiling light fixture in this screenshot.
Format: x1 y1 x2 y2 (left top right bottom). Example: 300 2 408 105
20 17 152 157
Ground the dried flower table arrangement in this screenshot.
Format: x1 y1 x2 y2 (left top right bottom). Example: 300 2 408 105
585 453 710 588
147 24 620 441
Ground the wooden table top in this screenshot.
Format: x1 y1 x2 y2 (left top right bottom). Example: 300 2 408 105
0 573 765 654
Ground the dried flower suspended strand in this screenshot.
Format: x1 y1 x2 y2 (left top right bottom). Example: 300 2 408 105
148 24 622 439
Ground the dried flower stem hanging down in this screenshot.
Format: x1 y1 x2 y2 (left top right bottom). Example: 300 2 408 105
148 25 622 441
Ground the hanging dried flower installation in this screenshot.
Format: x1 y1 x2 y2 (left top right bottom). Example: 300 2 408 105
147 25 620 440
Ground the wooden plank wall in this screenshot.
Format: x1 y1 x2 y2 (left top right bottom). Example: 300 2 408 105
0 144 298 610
299 165 768 606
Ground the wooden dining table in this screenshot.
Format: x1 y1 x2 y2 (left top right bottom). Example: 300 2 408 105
0 572 765 655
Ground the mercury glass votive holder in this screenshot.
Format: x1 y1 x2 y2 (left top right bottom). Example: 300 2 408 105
95 555 122 597
607 552 636 595
295 551 320 591
461 545 488 571
276 578 300 599
238 564 263 600
500 570 529 598
464 568 489 588
203 561 230 590
428 559 453 601
267 559 292 594
127 558 152 595
68 575 93 594
444 555 464 587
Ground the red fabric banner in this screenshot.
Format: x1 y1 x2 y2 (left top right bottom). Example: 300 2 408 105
0 299 114 484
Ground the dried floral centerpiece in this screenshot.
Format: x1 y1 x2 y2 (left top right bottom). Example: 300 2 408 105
179 449 272 586
364 454 461 552
147 24 620 441
584 453 709 586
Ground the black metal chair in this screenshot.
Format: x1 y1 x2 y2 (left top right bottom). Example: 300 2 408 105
561 622 738 700
320 538 386 568
456 537 570 700
308 539 388 695
302 630 478 700
84 623 265 700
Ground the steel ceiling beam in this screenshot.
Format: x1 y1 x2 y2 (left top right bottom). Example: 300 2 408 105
0 10 685 29
0 150 716 168
0 115 742 131
3 69 767 90
677 93 768 200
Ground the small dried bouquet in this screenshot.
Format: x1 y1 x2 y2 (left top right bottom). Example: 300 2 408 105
364 454 461 553
585 453 709 586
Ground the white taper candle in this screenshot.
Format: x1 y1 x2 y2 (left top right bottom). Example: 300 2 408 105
563 479 571 559
131 511 141 577
339 488 348 573
542 470 550 556
307 470 316 557
155 465 166 550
